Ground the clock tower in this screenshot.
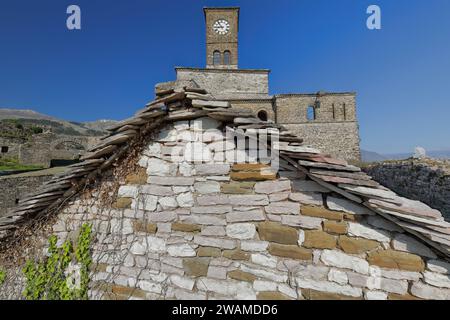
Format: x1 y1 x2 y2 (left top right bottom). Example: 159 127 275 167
204 7 239 69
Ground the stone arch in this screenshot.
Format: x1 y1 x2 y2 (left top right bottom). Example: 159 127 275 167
49 139 88 167
223 50 231 65
53 140 85 151
213 50 221 66
257 110 268 122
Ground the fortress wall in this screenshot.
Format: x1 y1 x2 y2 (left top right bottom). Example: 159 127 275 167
283 122 361 163
366 159 450 221
273 94 360 162
275 94 357 124
0 137 23 161
16 134 99 167
0 173 54 217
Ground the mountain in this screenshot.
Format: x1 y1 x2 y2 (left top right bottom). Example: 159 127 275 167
362 148 450 162
384 150 450 160
361 150 387 163
81 120 119 132
0 108 57 121
0 108 118 136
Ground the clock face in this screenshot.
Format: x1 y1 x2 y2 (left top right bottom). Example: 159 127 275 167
213 19 230 35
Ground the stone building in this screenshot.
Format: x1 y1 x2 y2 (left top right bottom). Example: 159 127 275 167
158 7 361 162
1 85 450 300
0 7 448 301
0 133 98 168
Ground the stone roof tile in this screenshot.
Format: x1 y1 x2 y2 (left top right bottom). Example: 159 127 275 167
2 85 450 260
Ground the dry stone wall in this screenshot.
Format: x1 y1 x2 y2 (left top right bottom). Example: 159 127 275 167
0 134 99 167
2 118 449 300
0 172 54 217
366 159 450 221
0 137 23 161
19 134 98 167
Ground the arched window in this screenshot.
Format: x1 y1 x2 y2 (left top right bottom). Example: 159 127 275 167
307 106 316 121
257 110 268 122
213 51 221 66
223 50 231 65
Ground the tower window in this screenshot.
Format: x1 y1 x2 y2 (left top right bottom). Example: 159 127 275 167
307 106 316 121
213 51 221 66
223 50 231 65
343 103 347 120
257 110 268 122
1 146 8 153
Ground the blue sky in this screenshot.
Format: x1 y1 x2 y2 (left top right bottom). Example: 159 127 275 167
0 0 449 154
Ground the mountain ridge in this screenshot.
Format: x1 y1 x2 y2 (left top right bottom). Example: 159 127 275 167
0 108 118 136
362 149 450 162
2 108 448 159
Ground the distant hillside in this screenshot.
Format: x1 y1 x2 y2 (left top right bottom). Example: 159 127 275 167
0 108 118 137
362 149 450 163
0 109 56 121
80 119 119 132
361 150 387 163
384 150 450 160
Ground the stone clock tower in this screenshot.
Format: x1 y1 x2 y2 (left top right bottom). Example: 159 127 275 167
204 7 239 69
170 7 361 161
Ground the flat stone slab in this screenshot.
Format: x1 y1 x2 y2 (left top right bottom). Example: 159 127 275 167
147 176 195 186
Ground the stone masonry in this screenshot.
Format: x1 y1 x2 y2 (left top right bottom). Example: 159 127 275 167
1 118 448 300
165 7 362 162
366 158 450 221
0 133 98 168
0 168 65 217
0 7 447 302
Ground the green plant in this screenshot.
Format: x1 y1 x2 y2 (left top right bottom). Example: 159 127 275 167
31 126 43 134
0 269 5 286
22 223 92 300
0 157 44 171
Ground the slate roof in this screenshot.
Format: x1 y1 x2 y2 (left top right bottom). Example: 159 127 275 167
1 85 449 259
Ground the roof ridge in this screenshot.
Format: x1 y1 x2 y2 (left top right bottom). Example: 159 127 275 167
1 86 449 260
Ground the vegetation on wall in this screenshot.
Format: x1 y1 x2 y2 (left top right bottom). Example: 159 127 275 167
0 119 46 139
0 118 105 138
0 268 5 286
22 223 92 300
